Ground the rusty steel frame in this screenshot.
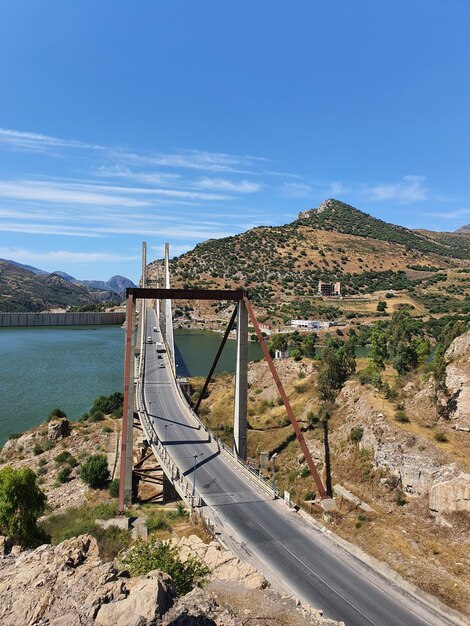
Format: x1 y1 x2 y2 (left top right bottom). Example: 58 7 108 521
118 286 328 513
243 296 328 499
194 304 238 414
118 293 135 515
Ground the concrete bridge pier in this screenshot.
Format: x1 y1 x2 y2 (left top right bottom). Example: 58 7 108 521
233 300 248 460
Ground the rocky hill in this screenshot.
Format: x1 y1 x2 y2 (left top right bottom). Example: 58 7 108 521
0 261 122 312
191 330 470 615
149 198 470 323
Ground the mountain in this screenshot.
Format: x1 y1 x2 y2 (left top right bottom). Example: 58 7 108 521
148 198 469 320
81 275 136 294
51 271 76 281
0 259 48 276
0 261 121 312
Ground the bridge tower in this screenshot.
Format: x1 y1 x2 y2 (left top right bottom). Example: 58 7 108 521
160 243 175 371
233 301 248 460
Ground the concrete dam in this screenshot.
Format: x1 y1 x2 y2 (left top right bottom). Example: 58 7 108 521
0 312 126 327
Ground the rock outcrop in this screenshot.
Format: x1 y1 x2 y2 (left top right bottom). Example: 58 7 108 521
429 473 470 514
162 587 241 626
445 330 470 431
337 381 457 496
171 534 266 590
0 535 174 626
48 417 71 441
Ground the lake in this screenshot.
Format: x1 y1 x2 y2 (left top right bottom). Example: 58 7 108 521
0 326 263 445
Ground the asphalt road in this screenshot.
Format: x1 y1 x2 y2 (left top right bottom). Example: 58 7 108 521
143 310 452 626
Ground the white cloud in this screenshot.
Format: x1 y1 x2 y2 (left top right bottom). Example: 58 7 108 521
0 128 103 153
0 223 104 237
282 182 314 198
429 208 470 219
0 247 140 264
364 175 428 202
193 177 262 193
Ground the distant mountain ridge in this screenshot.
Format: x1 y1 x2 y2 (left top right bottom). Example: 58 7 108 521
0 261 123 312
0 259 136 294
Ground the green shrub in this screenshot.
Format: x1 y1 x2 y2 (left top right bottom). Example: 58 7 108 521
89 411 104 423
434 431 448 443
43 440 54 451
102 426 113 434
54 451 77 467
47 408 67 422
93 501 118 519
294 383 307 393
349 426 364 443
56 467 71 484
91 392 124 417
38 458 47 467
395 490 407 506
108 479 120 498
147 515 171 533
304 491 316 501
33 444 44 456
8 432 23 440
395 410 410 423
120 537 209 595
37 466 48 476
79 455 110 488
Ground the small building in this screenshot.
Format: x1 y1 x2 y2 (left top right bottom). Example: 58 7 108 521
289 319 321 331
318 280 341 297
274 349 289 359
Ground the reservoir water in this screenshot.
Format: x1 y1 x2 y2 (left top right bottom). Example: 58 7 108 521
0 326 263 445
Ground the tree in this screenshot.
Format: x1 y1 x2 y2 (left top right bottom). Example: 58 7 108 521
267 333 288 356
316 338 356 402
301 333 317 358
0 467 47 547
80 454 110 488
376 300 387 312
392 341 418 375
369 324 388 368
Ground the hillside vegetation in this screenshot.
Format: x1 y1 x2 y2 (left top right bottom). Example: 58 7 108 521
150 198 469 323
0 261 120 312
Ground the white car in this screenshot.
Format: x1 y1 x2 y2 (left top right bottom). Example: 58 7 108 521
147 336 152 343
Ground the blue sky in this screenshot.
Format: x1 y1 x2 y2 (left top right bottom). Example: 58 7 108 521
0 1 469 283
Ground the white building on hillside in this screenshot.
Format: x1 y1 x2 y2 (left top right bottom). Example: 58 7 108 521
289 319 321 331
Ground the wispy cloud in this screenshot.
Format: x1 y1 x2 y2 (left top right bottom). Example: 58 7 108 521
363 175 428 202
0 247 140 264
192 177 262 193
429 208 470 220
0 128 103 153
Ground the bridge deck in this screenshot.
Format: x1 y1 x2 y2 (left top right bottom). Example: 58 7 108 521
142 309 451 626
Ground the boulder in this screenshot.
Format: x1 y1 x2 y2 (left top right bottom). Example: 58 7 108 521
48 418 70 441
0 535 174 626
445 331 470 430
162 587 241 626
429 473 470 514
95 569 174 626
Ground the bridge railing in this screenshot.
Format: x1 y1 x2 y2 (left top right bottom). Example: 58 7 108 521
138 311 281 502
136 375 203 508
172 364 282 499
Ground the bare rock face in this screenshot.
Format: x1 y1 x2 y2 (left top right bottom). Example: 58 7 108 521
0 535 174 626
337 381 457 495
445 330 470 431
429 473 470 514
162 587 241 626
48 417 71 441
171 534 266 590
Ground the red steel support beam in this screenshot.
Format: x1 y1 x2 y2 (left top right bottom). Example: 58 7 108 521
243 296 328 499
118 293 134 515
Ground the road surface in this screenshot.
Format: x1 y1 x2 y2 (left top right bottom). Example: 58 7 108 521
143 310 454 626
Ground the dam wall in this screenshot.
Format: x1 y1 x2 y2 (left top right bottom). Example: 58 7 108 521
0 312 126 327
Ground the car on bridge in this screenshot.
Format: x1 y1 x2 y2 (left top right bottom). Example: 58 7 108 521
147 336 153 343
